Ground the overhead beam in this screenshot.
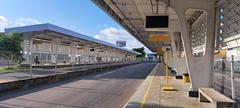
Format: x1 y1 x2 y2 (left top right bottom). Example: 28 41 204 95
92 0 152 51
149 35 170 42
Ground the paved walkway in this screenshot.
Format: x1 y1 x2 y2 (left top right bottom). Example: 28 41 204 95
0 79 15 83
143 63 212 108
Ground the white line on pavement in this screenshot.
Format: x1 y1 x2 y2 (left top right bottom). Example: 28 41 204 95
95 71 116 78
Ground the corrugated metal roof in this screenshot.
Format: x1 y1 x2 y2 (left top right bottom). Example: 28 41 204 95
4 23 140 55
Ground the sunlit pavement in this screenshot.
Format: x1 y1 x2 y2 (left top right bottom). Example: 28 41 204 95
0 63 156 108
143 64 212 108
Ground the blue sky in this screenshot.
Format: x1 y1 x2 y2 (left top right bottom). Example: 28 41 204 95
0 0 152 53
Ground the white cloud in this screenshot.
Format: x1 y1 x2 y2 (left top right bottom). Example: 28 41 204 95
15 17 41 26
0 16 42 32
0 16 7 26
0 16 9 32
95 27 152 53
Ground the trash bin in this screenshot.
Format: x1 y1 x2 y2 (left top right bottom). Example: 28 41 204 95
182 73 190 83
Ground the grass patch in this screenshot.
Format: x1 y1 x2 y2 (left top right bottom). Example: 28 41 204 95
0 68 11 72
0 65 29 73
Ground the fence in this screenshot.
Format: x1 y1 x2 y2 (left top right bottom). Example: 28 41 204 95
213 57 240 104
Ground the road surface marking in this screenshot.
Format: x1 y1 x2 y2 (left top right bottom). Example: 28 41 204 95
95 71 115 78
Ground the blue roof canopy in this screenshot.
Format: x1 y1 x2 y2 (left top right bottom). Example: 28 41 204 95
5 23 140 55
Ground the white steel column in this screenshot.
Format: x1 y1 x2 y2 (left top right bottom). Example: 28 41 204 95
168 49 174 68
84 44 89 64
162 0 216 91
107 51 109 62
23 33 33 78
82 46 86 69
169 20 188 75
50 40 55 64
70 41 77 71
46 43 51 64
230 55 235 99
22 33 33 64
53 38 61 75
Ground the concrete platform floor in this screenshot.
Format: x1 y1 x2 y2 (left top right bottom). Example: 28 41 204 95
143 64 213 108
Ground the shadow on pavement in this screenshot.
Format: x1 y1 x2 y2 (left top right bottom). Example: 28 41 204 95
97 63 157 79
0 63 157 102
126 102 184 108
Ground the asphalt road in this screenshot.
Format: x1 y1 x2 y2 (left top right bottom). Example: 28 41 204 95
0 63 156 108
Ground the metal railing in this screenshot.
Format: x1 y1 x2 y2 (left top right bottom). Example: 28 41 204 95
213 58 240 104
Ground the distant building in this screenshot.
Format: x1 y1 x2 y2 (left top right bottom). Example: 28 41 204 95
116 41 126 47
144 53 158 62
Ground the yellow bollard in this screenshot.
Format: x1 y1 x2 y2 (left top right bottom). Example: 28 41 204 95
182 73 190 83
161 48 177 91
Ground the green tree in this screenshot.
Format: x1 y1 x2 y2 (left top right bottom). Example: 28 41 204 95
0 33 4 58
0 32 23 67
132 47 146 58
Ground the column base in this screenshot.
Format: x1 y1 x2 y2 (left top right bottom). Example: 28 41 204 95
175 75 183 79
188 90 199 98
161 85 178 91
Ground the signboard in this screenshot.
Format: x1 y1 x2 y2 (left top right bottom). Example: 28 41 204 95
116 41 126 47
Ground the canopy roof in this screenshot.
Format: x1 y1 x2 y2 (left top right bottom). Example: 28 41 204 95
5 23 140 55
92 0 202 52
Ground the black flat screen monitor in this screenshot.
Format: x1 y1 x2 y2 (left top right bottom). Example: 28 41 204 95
145 16 169 28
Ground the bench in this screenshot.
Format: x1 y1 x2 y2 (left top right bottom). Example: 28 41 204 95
199 88 237 108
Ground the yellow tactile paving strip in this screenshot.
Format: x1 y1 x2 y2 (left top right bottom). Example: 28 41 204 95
140 76 154 108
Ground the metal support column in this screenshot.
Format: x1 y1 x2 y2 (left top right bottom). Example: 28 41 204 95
230 55 235 99
54 39 60 75
28 38 33 78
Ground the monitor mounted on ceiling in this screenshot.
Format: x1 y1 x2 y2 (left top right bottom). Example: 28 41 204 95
145 15 169 31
